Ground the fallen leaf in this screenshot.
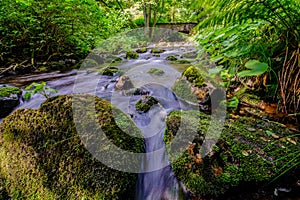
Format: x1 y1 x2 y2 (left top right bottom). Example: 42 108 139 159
286 138 297 145
242 150 249 156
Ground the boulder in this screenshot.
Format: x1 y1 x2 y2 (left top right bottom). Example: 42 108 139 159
99 66 119 76
166 55 178 61
115 75 134 91
150 48 165 54
0 95 144 199
136 96 159 113
136 48 148 53
0 86 22 118
148 68 165 76
126 51 139 59
164 110 299 198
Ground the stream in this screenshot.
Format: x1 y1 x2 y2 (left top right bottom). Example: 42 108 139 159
0 43 199 199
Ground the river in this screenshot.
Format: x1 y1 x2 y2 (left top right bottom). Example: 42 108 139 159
0 42 199 199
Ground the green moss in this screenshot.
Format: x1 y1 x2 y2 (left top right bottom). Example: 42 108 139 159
135 96 158 113
175 59 192 64
0 87 22 98
165 111 300 197
148 68 165 76
150 48 165 54
182 66 204 87
181 52 197 59
152 53 161 57
171 79 198 104
0 95 144 200
126 51 139 59
99 66 119 76
166 55 178 61
136 48 148 53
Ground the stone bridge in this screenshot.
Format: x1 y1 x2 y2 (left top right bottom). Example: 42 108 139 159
156 22 198 34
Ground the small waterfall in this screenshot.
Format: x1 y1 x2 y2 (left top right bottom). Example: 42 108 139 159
132 85 190 200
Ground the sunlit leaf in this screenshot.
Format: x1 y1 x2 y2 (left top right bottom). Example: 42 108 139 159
238 60 269 77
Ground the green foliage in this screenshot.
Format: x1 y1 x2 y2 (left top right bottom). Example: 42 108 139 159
194 0 300 113
0 0 128 73
24 82 57 100
237 60 269 77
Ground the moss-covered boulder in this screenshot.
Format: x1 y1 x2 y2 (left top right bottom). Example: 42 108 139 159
136 48 148 53
152 53 161 57
150 48 165 54
148 68 165 76
171 66 207 105
165 110 299 198
99 66 119 76
175 59 192 64
126 51 139 59
0 86 22 118
136 96 159 113
0 95 144 199
166 55 178 61
182 66 204 88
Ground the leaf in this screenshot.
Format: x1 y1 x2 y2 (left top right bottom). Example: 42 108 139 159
238 60 269 77
24 92 32 100
266 130 274 135
45 87 58 93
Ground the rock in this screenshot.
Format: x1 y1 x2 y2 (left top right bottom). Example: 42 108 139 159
124 88 150 96
150 48 165 54
182 66 204 88
148 68 165 76
166 55 178 61
0 86 22 118
0 95 144 199
99 66 119 76
152 53 161 57
136 48 148 53
172 66 209 106
115 75 134 91
126 51 139 59
175 59 192 64
181 52 197 59
135 96 159 113
164 110 299 198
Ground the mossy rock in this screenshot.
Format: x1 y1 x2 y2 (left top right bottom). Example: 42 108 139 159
152 53 161 57
171 79 198 104
126 51 139 59
182 66 204 88
136 48 148 53
166 55 178 61
148 68 165 76
0 95 144 199
135 96 159 113
181 52 197 59
0 86 22 118
99 66 119 76
175 59 192 64
150 48 165 54
0 87 22 98
165 110 300 197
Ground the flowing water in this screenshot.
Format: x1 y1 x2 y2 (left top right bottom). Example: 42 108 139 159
0 44 199 199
